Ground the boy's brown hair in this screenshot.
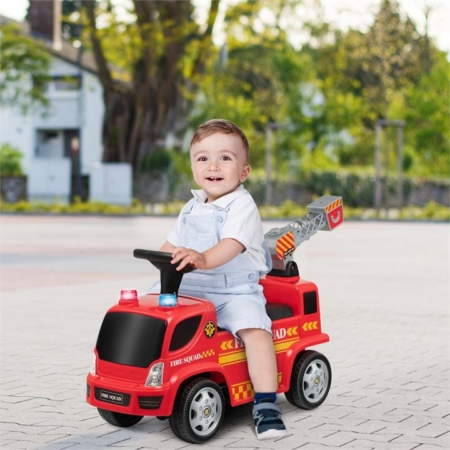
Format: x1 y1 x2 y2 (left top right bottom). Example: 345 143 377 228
190 119 250 163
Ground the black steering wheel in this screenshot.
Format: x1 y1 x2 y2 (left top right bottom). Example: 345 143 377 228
133 249 195 274
133 249 196 295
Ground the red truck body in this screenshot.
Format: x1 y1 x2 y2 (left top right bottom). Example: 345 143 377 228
86 275 327 417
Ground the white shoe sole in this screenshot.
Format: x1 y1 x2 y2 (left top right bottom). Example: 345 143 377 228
256 427 289 440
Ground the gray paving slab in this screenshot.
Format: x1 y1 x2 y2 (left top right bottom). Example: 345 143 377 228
1 216 449 449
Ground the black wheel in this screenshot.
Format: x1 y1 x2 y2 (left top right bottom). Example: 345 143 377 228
285 350 331 410
169 378 225 444
97 408 143 427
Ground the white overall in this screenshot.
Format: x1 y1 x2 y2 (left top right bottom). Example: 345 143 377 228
151 198 273 336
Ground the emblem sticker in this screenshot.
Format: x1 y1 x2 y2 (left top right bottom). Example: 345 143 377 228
204 321 216 338
99 390 124 405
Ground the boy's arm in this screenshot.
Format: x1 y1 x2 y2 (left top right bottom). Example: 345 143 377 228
159 241 177 253
171 238 244 271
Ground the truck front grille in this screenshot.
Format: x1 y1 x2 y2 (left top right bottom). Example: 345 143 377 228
138 396 163 409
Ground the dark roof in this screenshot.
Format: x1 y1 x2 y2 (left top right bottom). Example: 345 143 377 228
0 14 126 80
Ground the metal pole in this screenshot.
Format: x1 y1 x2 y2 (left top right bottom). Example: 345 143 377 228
75 0 83 200
265 125 273 204
397 125 404 208
75 44 83 200
374 122 382 211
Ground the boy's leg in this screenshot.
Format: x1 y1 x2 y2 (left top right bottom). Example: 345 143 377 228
237 328 288 439
237 328 277 391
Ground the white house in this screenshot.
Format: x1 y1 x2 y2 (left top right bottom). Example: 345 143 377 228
0 0 132 205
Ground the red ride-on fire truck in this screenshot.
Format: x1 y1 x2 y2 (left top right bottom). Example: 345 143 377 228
86 195 343 443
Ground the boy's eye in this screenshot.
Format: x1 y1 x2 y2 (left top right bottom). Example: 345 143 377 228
198 156 207 162
221 155 231 161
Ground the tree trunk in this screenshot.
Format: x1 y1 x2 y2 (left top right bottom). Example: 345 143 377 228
82 0 220 173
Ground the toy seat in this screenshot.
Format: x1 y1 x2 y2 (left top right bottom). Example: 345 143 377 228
266 303 294 320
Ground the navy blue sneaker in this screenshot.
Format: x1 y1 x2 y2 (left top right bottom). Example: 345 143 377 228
253 402 288 440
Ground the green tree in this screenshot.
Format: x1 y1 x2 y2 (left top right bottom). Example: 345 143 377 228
363 0 427 118
0 143 24 176
306 0 442 167
0 22 51 114
389 50 450 177
190 0 314 172
76 0 220 171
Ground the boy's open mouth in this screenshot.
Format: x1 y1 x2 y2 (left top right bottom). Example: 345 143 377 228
206 177 223 182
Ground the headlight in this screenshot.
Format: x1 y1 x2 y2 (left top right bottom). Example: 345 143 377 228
145 362 164 387
89 353 96 376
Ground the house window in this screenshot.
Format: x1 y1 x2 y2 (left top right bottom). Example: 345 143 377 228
36 130 62 158
33 75 81 93
53 75 81 91
36 129 79 159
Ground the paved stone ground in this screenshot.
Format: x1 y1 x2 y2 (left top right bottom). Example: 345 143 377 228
0 215 449 450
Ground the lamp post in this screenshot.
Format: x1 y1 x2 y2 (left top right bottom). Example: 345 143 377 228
374 119 405 212
265 122 281 204
74 0 84 200
71 136 82 200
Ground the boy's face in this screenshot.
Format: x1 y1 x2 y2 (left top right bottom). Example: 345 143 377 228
190 132 250 202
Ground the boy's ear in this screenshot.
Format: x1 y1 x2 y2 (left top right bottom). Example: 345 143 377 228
240 164 251 182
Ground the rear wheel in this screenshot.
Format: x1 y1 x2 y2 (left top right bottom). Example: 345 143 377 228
97 408 143 427
169 378 225 444
285 350 331 410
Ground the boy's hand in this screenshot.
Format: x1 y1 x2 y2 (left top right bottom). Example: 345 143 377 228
172 247 206 271
171 239 244 271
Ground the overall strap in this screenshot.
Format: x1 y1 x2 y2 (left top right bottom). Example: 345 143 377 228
180 198 197 215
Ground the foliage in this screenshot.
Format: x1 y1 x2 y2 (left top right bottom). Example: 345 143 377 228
190 1 316 171
187 0 448 180
362 0 426 117
0 23 51 114
1 197 448 221
15 0 446 184
246 167 449 209
301 0 445 174
139 149 172 173
390 51 450 177
0 197 147 214
259 200 307 219
397 201 450 221
74 0 221 171
0 144 24 176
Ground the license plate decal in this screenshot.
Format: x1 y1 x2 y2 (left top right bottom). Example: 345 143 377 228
100 390 123 404
94 387 130 406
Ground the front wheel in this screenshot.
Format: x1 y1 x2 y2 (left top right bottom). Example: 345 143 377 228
169 378 225 444
97 408 143 427
285 350 331 410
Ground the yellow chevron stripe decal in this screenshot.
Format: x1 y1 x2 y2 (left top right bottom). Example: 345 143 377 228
274 337 299 353
325 198 342 212
219 338 299 367
276 231 296 259
231 373 283 401
218 350 247 366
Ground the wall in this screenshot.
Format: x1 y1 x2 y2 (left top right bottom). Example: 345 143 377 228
81 71 104 174
0 77 34 173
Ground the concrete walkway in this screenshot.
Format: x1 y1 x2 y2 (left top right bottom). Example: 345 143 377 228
1 216 449 449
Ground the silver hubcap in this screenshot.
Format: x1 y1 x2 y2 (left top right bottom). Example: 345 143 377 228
302 358 329 403
189 387 222 436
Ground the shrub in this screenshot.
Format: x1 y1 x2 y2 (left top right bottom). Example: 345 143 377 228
140 150 172 173
0 143 24 176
